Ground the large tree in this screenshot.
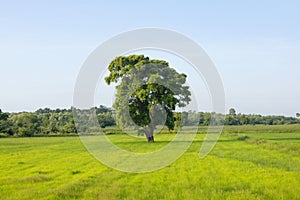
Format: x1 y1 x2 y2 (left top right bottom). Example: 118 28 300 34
105 55 191 142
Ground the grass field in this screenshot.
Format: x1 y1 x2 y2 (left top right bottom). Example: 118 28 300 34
0 126 300 199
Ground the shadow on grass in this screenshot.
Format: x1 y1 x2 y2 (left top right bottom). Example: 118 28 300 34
266 137 300 141
112 139 241 145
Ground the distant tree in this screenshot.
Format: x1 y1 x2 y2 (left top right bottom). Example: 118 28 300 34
296 113 300 118
238 114 249 125
225 108 239 125
97 112 116 128
0 109 11 135
105 55 191 142
229 108 236 116
265 116 274 125
181 111 189 126
0 109 9 121
96 105 111 114
10 113 40 136
62 121 77 133
35 108 52 114
203 113 211 126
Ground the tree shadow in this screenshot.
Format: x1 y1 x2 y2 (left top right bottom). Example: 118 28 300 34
266 137 300 141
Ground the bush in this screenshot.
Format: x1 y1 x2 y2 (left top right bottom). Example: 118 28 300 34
0 133 8 138
237 135 249 141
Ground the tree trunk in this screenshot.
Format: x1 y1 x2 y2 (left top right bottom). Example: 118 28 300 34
147 135 154 142
144 125 154 142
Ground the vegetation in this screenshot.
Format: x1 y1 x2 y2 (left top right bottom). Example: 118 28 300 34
0 107 115 137
0 107 300 137
105 55 191 142
0 131 299 199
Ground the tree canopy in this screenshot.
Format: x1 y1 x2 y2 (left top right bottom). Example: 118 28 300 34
105 55 191 142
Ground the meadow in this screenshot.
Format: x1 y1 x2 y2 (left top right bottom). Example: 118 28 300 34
0 125 299 199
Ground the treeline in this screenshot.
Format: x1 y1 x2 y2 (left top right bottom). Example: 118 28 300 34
0 106 115 137
0 107 299 137
178 108 300 126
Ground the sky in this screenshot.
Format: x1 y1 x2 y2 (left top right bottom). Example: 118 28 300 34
0 0 299 116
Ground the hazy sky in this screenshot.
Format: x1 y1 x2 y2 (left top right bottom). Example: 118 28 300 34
0 1 299 116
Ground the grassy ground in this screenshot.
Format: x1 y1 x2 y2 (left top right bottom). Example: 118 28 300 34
102 124 300 135
0 127 299 199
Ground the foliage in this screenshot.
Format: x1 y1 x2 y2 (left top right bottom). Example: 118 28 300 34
0 105 300 137
0 109 12 135
0 106 115 137
180 108 300 126
105 55 191 142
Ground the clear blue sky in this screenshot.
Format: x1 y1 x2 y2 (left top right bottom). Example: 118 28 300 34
0 0 299 116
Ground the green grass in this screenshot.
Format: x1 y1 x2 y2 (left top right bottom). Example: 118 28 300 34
102 124 300 135
0 128 299 199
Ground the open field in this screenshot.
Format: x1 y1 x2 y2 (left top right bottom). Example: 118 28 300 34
0 126 299 199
